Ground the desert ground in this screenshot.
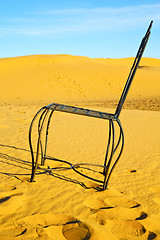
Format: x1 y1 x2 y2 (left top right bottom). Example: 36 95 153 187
0 55 160 239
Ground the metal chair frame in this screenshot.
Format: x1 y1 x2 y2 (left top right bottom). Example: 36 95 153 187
29 21 153 190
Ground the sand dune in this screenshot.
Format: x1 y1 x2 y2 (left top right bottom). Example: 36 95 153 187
0 55 160 108
0 55 160 239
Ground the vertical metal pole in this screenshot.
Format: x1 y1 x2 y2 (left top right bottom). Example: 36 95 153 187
103 120 112 175
29 107 45 182
103 120 115 190
30 108 49 182
42 109 54 165
104 119 124 189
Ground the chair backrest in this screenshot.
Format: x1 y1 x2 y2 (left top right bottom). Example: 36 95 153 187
115 20 153 118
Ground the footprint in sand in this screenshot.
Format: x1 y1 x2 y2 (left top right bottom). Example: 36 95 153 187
0 196 11 204
62 221 90 240
91 208 148 223
0 192 24 215
111 219 150 239
0 184 16 192
0 213 91 240
0 184 19 213
85 191 148 225
88 208 153 239
83 190 147 225
83 189 157 239
111 219 157 240
83 190 140 210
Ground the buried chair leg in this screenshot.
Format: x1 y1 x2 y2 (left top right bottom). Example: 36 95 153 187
42 109 54 166
103 119 124 189
29 108 50 182
103 120 115 189
103 120 112 176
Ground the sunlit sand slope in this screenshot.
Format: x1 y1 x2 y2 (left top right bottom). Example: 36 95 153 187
0 55 160 106
0 55 160 239
0 106 160 239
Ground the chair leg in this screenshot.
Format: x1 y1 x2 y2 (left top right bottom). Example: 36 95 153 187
103 119 124 190
42 110 54 166
30 108 50 182
103 120 112 175
103 120 115 189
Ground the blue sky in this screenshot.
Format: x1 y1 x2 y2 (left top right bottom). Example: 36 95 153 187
0 0 160 59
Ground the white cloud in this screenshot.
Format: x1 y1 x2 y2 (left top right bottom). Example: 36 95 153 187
0 4 160 36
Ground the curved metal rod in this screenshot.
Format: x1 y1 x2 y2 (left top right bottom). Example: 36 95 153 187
42 109 55 166
103 120 112 175
30 108 50 182
30 108 47 182
45 156 73 170
29 107 45 180
103 120 115 188
113 121 122 154
37 108 49 166
104 119 124 189
72 163 107 184
40 139 44 165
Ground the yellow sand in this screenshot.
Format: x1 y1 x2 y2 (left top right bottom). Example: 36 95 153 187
0 55 160 239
